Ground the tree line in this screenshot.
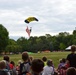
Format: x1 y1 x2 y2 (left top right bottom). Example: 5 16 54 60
0 24 76 53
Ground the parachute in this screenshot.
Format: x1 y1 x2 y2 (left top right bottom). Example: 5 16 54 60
24 16 38 37
24 17 38 23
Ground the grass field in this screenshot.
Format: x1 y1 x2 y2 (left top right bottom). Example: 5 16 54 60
0 51 70 68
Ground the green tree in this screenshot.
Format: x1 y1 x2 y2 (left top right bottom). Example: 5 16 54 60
5 39 22 53
72 29 76 44
17 37 28 52
0 24 9 52
73 30 76 35
59 43 66 50
28 36 39 52
5 45 22 53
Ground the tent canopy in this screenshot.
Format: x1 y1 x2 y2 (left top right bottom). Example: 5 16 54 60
65 46 71 50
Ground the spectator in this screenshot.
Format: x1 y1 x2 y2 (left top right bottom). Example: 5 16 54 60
19 52 31 75
66 67 76 75
42 60 54 75
29 56 34 65
66 45 76 68
42 56 47 66
10 61 17 75
10 61 14 70
57 58 67 75
16 60 22 75
0 60 9 75
28 59 44 75
3 55 10 70
57 58 66 70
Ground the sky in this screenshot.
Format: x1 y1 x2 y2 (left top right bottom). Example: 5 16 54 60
0 0 76 40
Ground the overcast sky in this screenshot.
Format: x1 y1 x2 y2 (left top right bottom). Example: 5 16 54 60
0 0 76 40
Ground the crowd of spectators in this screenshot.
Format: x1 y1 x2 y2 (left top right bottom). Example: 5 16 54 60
0 45 76 75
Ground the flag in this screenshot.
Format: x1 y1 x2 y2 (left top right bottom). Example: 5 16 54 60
26 26 31 37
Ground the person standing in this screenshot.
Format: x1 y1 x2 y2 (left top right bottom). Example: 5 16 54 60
66 45 76 68
3 55 10 70
19 52 31 75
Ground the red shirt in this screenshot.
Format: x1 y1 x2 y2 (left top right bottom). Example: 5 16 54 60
9 64 14 69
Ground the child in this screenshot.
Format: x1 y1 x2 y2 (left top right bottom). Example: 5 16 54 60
66 67 76 75
0 60 9 75
19 52 31 75
16 60 22 75
3 55 10 70
42 56 47 66
10 61 17 75
42 60 54 75
26 59 44 75
57 58 66 75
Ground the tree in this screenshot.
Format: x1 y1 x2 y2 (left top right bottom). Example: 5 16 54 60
5 45 22 53
5 39 22 53
59 43 66 51
0 24 9 52
73 30 76 35
17 37 28 52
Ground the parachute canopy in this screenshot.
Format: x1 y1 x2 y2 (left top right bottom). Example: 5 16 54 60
24 17 38 23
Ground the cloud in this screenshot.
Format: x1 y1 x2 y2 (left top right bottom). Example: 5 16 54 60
0 0 76 40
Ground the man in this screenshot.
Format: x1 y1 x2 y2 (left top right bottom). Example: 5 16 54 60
66 45 76 68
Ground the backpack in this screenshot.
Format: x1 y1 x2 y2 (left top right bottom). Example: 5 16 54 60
6 62 10 70
20 62 31 75
0 70 8 75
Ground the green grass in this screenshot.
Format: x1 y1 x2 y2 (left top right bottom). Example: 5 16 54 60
0 52 70 68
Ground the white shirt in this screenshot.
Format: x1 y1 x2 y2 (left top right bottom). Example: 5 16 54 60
42 66 54 75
